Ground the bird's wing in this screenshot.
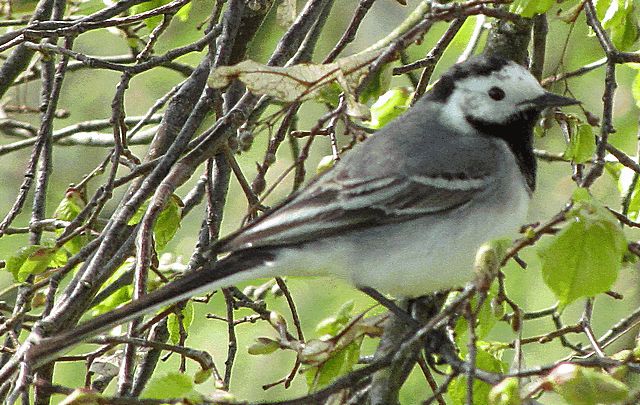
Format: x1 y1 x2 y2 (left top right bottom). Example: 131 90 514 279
217 100 504 252
218 169 493 251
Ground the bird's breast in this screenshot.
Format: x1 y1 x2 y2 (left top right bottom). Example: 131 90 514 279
345 144 530 297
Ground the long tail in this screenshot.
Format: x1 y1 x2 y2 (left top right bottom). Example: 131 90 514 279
25 249 275 368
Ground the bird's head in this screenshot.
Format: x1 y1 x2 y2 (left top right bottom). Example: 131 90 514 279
428 55 579 135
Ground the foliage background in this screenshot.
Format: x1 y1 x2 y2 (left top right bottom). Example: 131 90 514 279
1 0 640 403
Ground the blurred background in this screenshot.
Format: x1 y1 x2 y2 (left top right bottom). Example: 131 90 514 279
1 0 639 403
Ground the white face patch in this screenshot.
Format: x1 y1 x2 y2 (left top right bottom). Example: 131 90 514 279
438 62 546 135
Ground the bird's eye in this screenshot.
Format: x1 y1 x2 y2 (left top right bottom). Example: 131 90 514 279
488 86 505 101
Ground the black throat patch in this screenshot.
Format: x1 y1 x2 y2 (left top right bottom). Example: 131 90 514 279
465 109 539 193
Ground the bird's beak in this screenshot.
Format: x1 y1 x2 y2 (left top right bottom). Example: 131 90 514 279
524 92 580 108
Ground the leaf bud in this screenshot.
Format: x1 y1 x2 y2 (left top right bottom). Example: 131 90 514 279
248 337 280 355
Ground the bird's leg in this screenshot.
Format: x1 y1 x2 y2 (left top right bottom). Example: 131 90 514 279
408 293 454 372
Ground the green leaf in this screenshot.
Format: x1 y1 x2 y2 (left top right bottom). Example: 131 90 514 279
558 1 588 23
16 247 56 282
50 248 68 267
596 0 638 50
489 378 522 405
193 368 212 384
155 194 183 250
305 338 362 391
334 300 355 321
632 72 640 109
448 344 507 404
509 0 537 17
610 4 638 50
128 195 183 250
572 187 591 203
359 63 392 104
304 300 363 390
6 245 58 282
616 165 640 220
248 337 280 355
604 160 623 182
142 372 201 401
61 234 88 256
454 285 505 352
366 87 411 129
92 285 132 317
130 0 190 30
6 246 40 281
128 200 149 226
316 155 336 175
60 389 103 405
167 301 194 345
174 1 191 22
563 124 596 164
54 189 85 221
74 0 107 14
53 189 89 256
548 364 630 404
131 0 163 30
315 300 354 337
90 259 135 316
537 193 627 307
509 0 555 17
600 0 628 30
594 0 612 21
316 82 342 107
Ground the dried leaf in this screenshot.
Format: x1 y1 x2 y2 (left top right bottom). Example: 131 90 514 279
208 50 384 118
89 352 122 378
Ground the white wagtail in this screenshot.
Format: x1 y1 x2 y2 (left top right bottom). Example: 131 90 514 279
24 55 578 363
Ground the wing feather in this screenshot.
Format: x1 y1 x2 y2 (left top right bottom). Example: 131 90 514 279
215 100 504 252
219 173 490 251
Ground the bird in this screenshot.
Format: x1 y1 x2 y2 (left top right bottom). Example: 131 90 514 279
22 54 578 366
